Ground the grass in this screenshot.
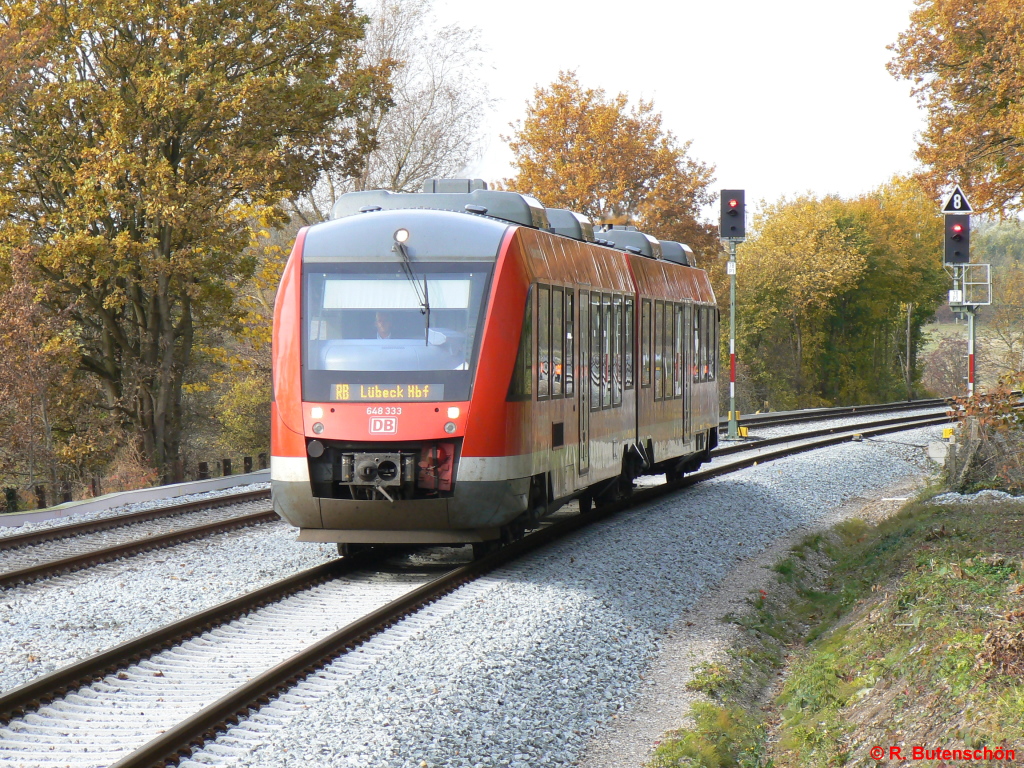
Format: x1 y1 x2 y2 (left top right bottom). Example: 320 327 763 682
649 495 1024 768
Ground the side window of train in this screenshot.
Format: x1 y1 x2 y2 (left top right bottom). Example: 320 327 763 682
641 299 652 388
674 304 684 398
654 300 664 400
701 306 710 382
667 302 677 400
552 286 564 398
612 295 623 407
709 307 718 381
589 292 602 412
602 293 613 409
705 306 712 382
507 284 534 401
692 305 701 384
538 284 550 399
564 290 574 396
624 297 635 390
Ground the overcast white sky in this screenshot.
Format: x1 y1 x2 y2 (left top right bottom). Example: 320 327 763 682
431 0 926 214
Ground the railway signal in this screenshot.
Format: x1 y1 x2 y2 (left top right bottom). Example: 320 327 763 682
720 190 745 240
944 214 970 265
720 189 746 441
940 184 986 398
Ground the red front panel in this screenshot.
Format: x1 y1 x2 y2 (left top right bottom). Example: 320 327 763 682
271 230 308 459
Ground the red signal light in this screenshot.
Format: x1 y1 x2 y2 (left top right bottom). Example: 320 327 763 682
728 199 739 208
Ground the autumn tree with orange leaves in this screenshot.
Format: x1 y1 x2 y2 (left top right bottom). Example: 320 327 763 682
0 0 391 478
889 0 1024 213
503 71 718 260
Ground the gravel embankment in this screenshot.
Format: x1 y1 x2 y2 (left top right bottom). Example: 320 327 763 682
177 424 943 768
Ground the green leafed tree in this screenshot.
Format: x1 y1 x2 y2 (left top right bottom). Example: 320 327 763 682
0 0 391 475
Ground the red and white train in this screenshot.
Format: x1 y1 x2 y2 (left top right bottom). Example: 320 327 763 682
271 179 719 554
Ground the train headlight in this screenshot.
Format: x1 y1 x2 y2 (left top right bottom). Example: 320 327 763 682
444 421 457 434
312 422 325 434
447 406 460 418
311 407 324 419
394 228 410 243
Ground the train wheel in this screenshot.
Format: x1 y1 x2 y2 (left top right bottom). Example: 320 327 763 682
471 541 500 560
337 543 371 557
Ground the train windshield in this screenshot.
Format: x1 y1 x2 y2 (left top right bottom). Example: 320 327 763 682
302 262 493 403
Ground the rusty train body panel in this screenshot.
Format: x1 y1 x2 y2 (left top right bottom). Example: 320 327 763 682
271 185 719 546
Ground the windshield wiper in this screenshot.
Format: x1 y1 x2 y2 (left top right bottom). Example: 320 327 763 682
393 241 430 345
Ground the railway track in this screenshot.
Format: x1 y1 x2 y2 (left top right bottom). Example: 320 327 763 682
0 409 951 768
0 491 276 589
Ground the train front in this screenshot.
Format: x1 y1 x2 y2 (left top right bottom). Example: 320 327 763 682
271 207 512 547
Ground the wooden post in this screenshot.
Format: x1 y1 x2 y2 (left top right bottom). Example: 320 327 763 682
258 453 268 470
243 456 253 474
34 485 46 509
222 458 232 476
198 461 210 480
90 477 101 497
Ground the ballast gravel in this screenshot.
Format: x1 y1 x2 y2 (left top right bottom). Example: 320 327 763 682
177 424 943 768
0 514 335 694
0 483 269 539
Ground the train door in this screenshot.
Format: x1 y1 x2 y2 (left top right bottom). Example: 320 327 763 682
683 302 693 440
578 289 590 475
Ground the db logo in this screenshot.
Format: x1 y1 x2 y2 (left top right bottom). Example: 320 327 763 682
369 417 398 434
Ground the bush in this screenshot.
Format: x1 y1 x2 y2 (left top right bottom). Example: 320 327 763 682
947 372 1024 493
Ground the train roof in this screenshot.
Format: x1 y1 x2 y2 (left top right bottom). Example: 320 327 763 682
326 179 702 267
546 208 596 243
660 240 695 267
331 186 548 231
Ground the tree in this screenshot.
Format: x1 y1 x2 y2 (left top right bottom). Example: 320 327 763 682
734 179 946 409
736 196 868 408
502 71 718 259
0 0 390 475
889 0 1024 213
290 0 491 225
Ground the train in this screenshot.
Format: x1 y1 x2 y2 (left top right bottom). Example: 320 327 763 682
271 179 719 556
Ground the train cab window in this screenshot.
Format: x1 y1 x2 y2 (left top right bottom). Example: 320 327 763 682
565 291 574 396
641 299 652 388
654 300 664 400
302 263 494 403
590 292 601 412
507 285 534 401
612 295 623 407
552 286 564 398
538 285 550 399
625 297 635 390
675 305 684 398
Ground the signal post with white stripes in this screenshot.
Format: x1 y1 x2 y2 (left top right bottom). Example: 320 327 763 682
720 190 745 439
